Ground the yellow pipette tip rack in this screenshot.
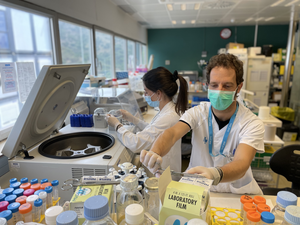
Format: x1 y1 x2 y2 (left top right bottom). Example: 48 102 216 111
211 207 244 225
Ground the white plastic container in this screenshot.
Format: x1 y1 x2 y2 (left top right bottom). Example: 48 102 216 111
187 218 208 225
282 205 300 225
0 218 7 225
119 204 150 225
38 192 47 216
56 211 79 225
26 195 39 207
45 206 63 225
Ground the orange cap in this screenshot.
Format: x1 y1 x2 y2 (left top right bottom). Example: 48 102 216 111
30 183 41 191
40 182 52 190
19 203 32 214
243 203 257 212
16 196 27 205
20 183 31 190
254 196 266 205
240 195 253 204
247 211 261 222
257 204 271 213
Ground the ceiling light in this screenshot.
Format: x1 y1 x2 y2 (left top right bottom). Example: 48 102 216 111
191 20 196 24
194 3 200 10
172 20 176 24
285 0 299 6
270 0 285 7
182 20 186 24
265 17 275 21
245 17 253 22
203 1 235 9
255 17 264 21
167 4 173 11
181 4 186 10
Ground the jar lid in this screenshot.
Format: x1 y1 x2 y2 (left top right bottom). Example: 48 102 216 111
120 174 138 190
20 183 31 190
0 218 7 225
240 195 253 204
125 204 144 225
253 196 266 205
19 203 32 214
26 195 39 205
0 194 6 202
41 179 48 184
16 196 27 205
41 182 52 190
4 195 17 204
13 188 24 197
84 195 109 221
144 177 158 190
2 188 14 196
56 211 78 225
261 211 275 223
30 178 38 184
9 178 17 184
34 190 46 196
7 202 21 213
34 199 43 207
257 204 270 213
45 206 64 224
277 191 298 208
30 183 41 191
0 201 9 212
0 210 12 221
23 188 35 196
243 203 256 212
10 182 21 189
284 205 300 225
20 177 28 184
247 211 260 222
51 180 59 186
45 186 53 193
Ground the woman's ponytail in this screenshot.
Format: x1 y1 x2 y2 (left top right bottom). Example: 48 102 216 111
175 73 188 115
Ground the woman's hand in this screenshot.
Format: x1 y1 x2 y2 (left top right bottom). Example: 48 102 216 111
105 114 120 130
120 109 137 124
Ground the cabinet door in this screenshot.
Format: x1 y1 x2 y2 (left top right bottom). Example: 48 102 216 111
246 91 269 106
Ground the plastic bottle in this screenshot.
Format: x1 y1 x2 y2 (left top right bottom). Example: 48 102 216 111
247 211 260 225
143 177 159 221
119 204 150 225
0 217 7 225
2 188 14 196
253 196 266 206
82 195 116 225
45 186 53 208
40 179 48 184
187 218 208 225
7 202 21 224
260 211 275 225
4 195 17 204
27 195 39 218
41 183 52 190
271 191 297 225
10 182 21 190
243 203 257 224
45 206 63 225
282 205 300 225
13 189 24 197
20 178 31 190
0 194 6 202
116 174 143 224
33 199 43 223
112 78 118 87
240 195 254 218
23 189 35 197
20 178 28 184
19 203 33 222
51 180 59 201
30 179 38 185
9 178 17 184
56 211 78 225
0 210 13 225
16 196 27 205
39 192 47 216
0 201 9 212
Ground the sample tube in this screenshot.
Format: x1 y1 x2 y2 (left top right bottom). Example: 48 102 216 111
19 203 33 223
7 202 21 224
39 191 47 216
33 199 43 223
51 180 59 201
45 186 53 208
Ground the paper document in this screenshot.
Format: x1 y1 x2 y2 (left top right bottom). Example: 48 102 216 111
0 63 17 93
16 62 36 103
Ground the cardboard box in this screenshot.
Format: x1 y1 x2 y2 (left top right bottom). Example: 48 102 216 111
70 185 113 225
248 47 261 56
273 92 282 101
226 42 244 50
272 53 281 62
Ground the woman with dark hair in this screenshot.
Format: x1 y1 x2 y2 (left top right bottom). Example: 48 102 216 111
106 67 188 172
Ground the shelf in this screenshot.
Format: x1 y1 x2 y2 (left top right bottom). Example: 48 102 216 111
263 135 284 145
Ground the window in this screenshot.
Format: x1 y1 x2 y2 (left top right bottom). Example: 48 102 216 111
95 30 114 78
114 36 126 72
141 44 147 67
0 4 53 141
136 42 141 67
127 40 135 73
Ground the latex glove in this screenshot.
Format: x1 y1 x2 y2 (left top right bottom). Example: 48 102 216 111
119 109 138 124
105 114 120 130
140 150 163 174
186 166 221 185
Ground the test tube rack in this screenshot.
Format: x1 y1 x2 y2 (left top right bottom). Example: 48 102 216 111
211 207 243 225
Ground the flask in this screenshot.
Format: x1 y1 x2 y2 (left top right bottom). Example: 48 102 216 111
45 186 53 208
281 205 300 225
247 211 260 225
51 180 59 201
116 174 143 224
271 191 297 224
82 195 116 225
143 177 159 221
260 211 275 225
33 199 42 223
0 218 6 225
56 211 78 225
19 203 33 222
240 195 254 218
187 218 208 225
0 210 12 225
7 202 21 224
45 206 63 225
119 204 150 225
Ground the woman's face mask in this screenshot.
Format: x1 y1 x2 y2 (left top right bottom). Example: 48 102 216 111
208 88 238 111
145 92 160 108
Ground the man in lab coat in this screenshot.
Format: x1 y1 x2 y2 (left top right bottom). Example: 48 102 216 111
141 53 265 194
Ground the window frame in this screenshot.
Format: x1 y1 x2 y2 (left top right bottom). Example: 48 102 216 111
114 35 128 73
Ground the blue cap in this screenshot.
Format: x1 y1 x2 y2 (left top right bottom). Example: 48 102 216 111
20 177 28 184
34 190 46 196
45 186 53 193
9 178 17 184
41 179 48 184
7 202 20 213
284 205 300 225
56 211 78 225
276 191 298 208
51 180 59 186
34 199 43 207
30 178 38 184
10 182 21 190
261 211 275 223
0 210 12 221
4 195 17 204
2 188 14 196
12 189 24 197
0 194 6 202
84 195 109 220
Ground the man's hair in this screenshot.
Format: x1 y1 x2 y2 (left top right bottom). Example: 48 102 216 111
206 53 244 85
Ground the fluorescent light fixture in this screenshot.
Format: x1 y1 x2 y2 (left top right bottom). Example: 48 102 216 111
172 20 176 24
167 4 173 11
182 20 186 24
181 4 186 10
255 17 264 21
265 17 275 21
245 17 253 22
270 0 285 7
194 3 200 10
285 0 299 6
191 20 196 24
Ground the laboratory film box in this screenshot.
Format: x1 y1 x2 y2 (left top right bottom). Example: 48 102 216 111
70 185 113 225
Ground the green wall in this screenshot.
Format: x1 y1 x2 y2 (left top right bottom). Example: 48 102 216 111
148 25 289 75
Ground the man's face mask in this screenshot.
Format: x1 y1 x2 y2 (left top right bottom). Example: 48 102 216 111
208 87 238 111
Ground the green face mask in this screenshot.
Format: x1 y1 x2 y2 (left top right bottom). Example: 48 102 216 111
208 89 236 111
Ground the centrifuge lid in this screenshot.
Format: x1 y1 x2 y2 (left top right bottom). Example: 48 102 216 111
3 64 90 159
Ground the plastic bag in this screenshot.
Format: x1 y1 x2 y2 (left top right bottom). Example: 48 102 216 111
271 106 295 121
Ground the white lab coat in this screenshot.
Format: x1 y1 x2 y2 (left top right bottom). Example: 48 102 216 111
116 101 182 172
180 101 265 194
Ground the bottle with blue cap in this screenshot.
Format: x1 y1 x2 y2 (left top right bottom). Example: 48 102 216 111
51 180 59 201
83 195 116 225
30 178 38 185
0 194 6 202
271 191 298 224
33 198 43 222
2 188 14 196
20 177 28 184
9 178 17 184
7 202 21 224
282 205 300 225
10 182 21 190
4 195 17 204
34 189 46 196
13 189 24 197
45 186 53 208
41 179 48 184
0 210 13 225
56 210 78 225
260 211 275 225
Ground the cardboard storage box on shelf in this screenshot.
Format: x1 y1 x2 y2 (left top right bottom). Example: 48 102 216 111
248 47 261 56
226 42 244 50
273 92 282 101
